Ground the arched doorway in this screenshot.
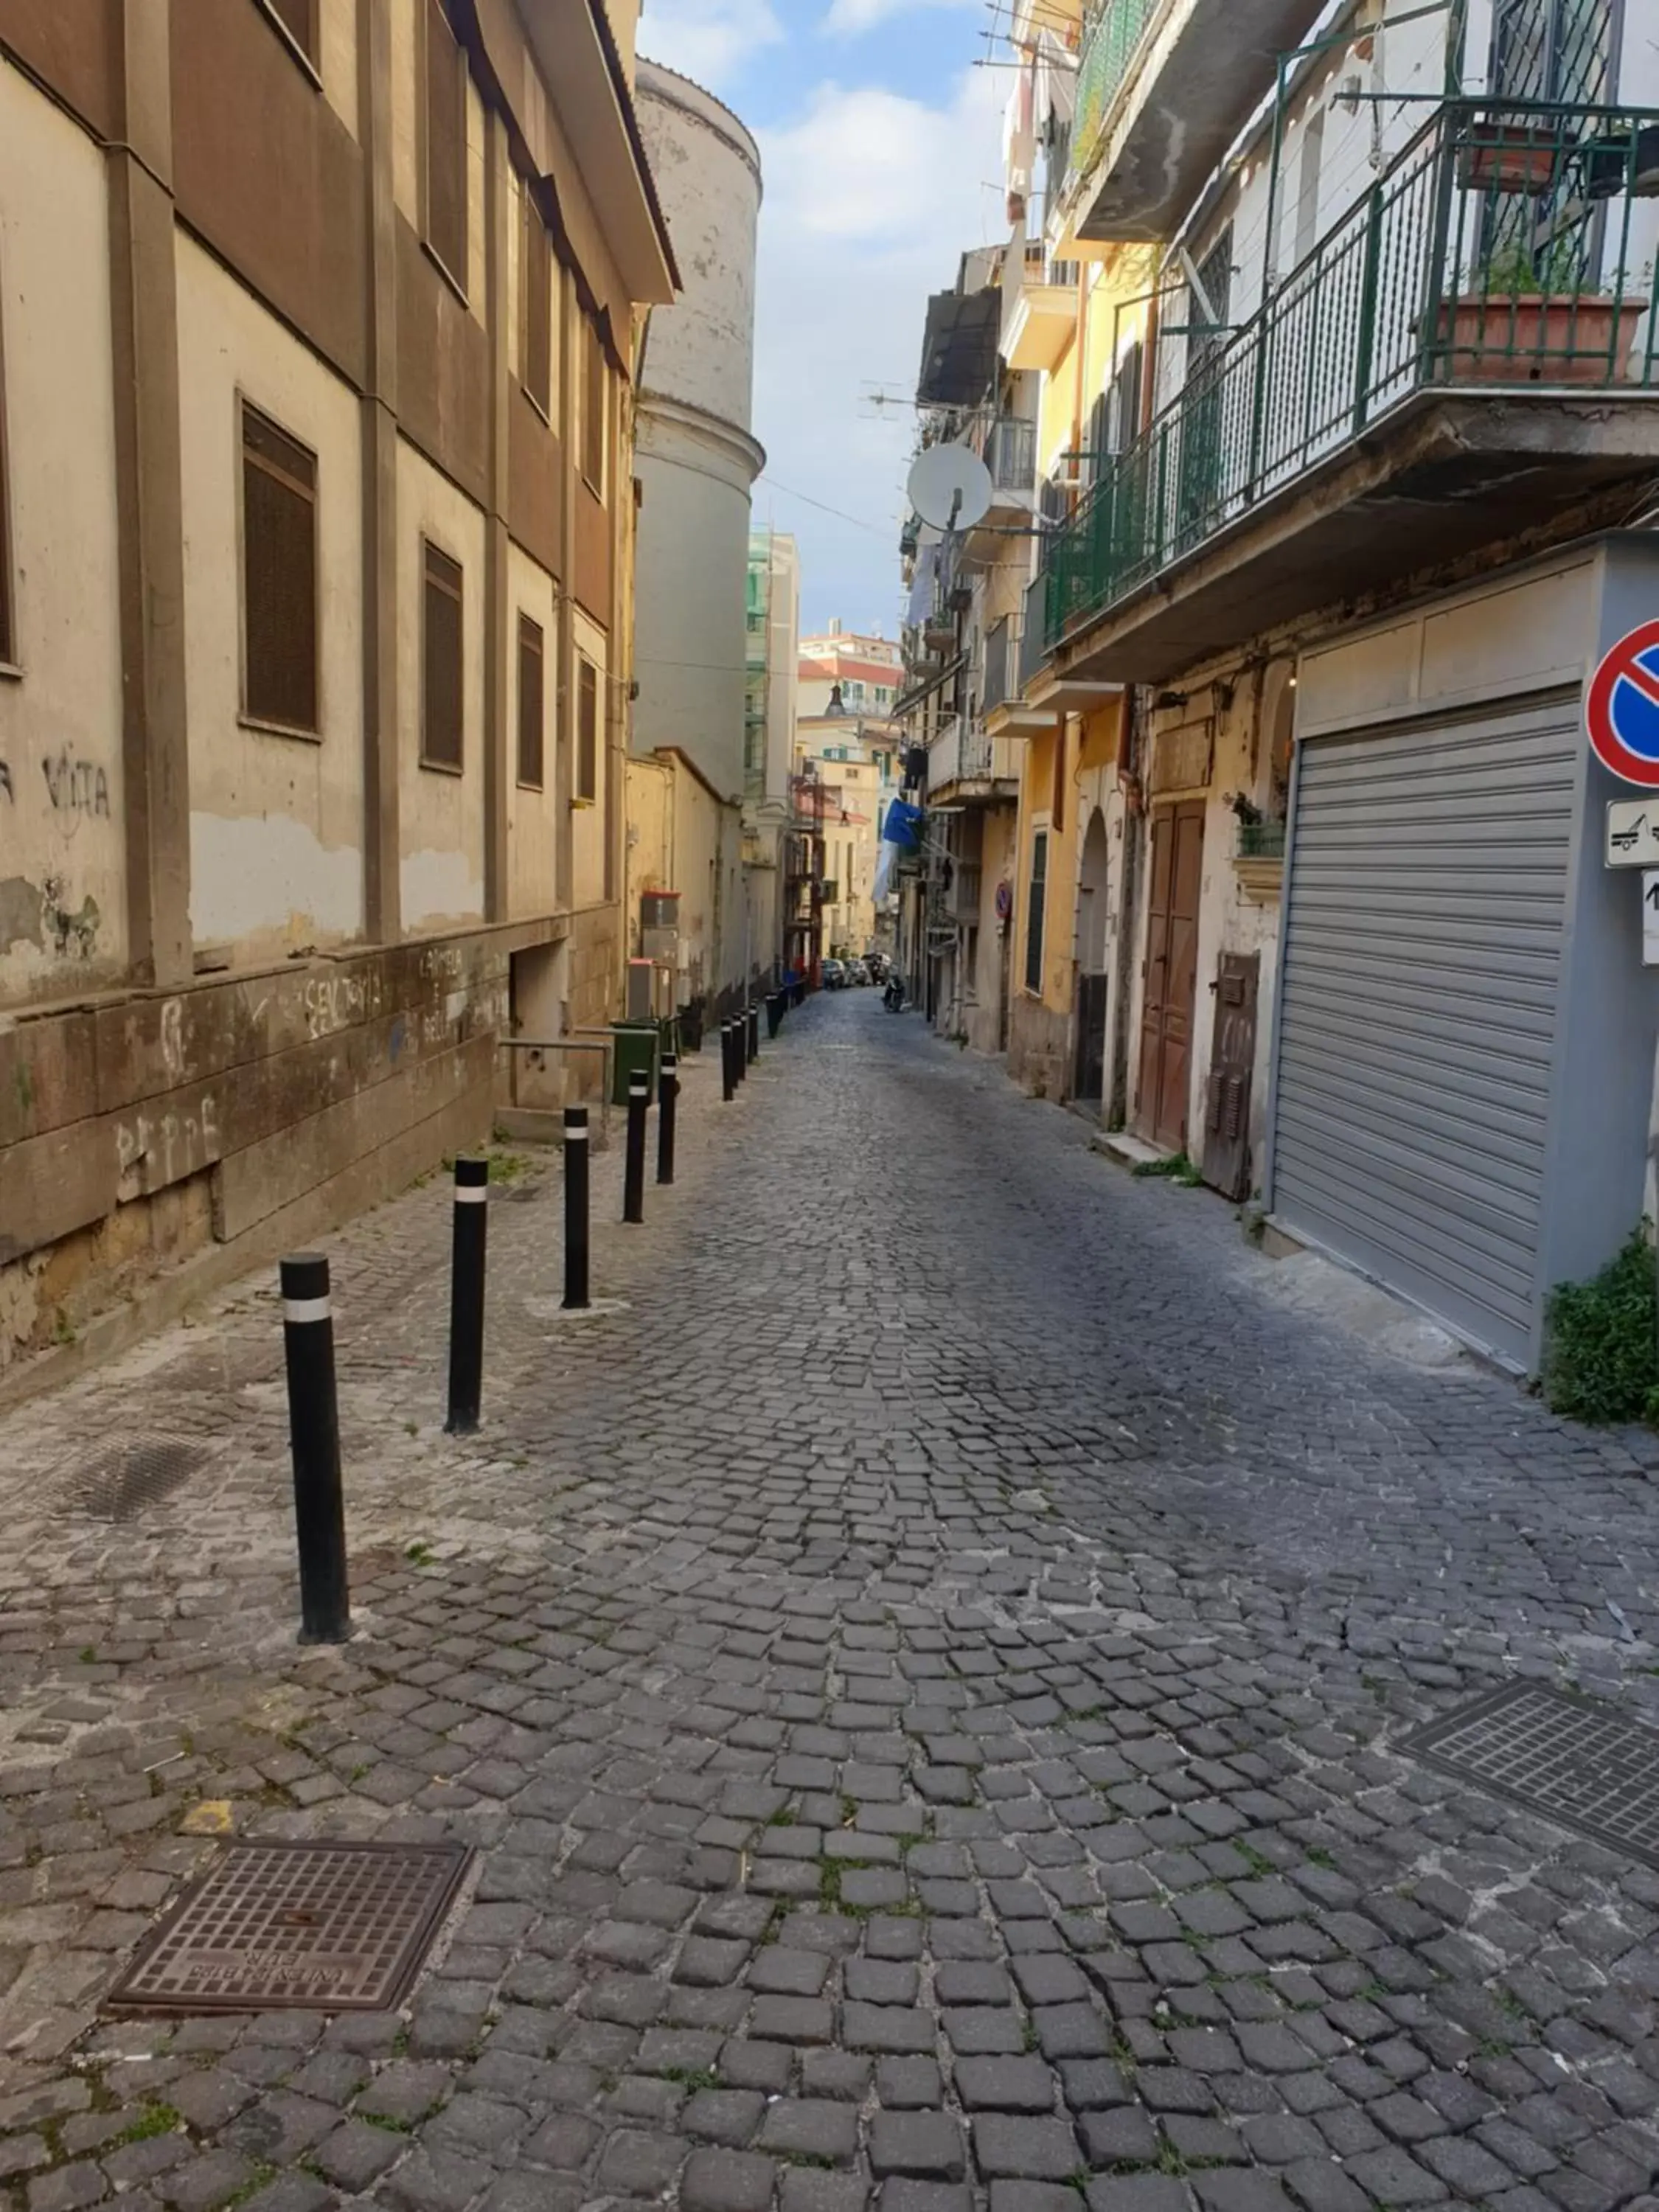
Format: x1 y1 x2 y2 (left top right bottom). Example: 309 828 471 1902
1073 808 1111 1105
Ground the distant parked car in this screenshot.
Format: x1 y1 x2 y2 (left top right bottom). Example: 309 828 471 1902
820 958 847 989
848 959 872 986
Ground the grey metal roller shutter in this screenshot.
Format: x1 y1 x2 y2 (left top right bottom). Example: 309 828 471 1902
1271 694 1577 1366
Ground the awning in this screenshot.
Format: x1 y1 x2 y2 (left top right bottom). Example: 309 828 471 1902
917 288 1000 407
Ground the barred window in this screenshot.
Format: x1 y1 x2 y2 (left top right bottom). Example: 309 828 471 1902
576 655 598 801
422 540 464 771
425 0 467 292
241 403 318 733
517 613 544 790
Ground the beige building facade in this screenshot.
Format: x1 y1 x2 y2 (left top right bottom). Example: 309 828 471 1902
0 0 674 1379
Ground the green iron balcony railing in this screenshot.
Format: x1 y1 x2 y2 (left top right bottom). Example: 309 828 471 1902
1073 0 1161 182
1041 99 1659 654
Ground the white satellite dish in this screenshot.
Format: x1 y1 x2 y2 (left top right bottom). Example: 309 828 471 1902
906 442 993 534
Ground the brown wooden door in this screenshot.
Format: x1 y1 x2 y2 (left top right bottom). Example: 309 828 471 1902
1203 950 1259 1200
1136 802 1204 1152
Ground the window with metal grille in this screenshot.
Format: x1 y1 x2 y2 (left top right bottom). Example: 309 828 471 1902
522 194 552 419
1025 829 1048 993
258 0 319 66
425 0 467 293
242 403 319 733
422 540 464 771
582 320 606 492
576 655 598 801
517 613 544 789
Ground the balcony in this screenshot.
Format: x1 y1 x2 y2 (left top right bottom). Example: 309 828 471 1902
947 860 984 924
1039 100 1659 684
927 714 1023 803
984 608 1063 733
1002 237 1081 372
964 417 1039 563
983 414 1038 494
1068 0 1328 245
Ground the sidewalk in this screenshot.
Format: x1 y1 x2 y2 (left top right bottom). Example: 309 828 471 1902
0 998 1654 2212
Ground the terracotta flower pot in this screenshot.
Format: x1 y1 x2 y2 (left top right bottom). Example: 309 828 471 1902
1436 293 1646 384
1457 122 1559 195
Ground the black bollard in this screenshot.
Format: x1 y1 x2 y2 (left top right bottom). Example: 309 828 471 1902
563 1105 590 1310
280 1253 350 1644
623 1069 648 1223
766 992 784 1040
445 1157 488 1434
658 1053 678 1186
722 1020 737 1102
747 1003 759 1063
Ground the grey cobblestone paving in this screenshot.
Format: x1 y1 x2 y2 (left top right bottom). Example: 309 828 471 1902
0 994 1655 2212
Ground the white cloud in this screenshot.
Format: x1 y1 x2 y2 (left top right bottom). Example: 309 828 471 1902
819 0 978 38
751 69 1005 630
636 0 783 92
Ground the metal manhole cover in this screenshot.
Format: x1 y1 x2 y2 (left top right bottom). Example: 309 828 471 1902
105 1840 472 2014
1402 1683 1659 1870
72 1436 219 1521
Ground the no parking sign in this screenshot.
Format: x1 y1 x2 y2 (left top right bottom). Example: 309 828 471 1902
1587 619 1659 787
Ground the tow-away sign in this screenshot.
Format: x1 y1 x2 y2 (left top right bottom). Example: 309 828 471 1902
1604 799 1659 867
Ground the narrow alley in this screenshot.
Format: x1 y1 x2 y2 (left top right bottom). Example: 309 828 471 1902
0 1000 1655 2212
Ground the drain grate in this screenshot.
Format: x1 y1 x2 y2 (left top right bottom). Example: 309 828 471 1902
1402 1683 1659 1870
105 1840 472 2014
72 1436 219 1521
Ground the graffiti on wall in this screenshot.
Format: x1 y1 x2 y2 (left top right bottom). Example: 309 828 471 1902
41 749 110 822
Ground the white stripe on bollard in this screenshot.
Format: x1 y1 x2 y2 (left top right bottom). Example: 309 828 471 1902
283 1296 333 1325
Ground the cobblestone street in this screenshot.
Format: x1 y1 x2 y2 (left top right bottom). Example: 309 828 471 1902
0 992 1657 2212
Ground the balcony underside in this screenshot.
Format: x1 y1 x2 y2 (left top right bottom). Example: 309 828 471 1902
1051 393 1659 686
927 777 1021 808
1004 286 1075 372
1072 0 1327 244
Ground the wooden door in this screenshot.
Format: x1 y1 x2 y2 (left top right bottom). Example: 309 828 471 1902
1136 803 1204 1152
1202 951 1259 1200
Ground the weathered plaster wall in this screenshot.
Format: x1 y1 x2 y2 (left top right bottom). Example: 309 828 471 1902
177 233 367 961
0 60 127 1001
635 62 759 430
0 936 507 1369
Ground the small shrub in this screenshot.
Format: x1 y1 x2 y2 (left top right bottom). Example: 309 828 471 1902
1133 1151 1203 1186
1542 1228 1658 1425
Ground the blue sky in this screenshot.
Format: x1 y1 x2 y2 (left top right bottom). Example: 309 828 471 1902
637 0 1008 636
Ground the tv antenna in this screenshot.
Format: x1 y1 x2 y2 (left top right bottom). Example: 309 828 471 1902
860 383 915 421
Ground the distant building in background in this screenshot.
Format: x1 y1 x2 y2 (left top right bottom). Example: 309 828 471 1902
796 638 902 962
798 626 902 720
745 533 801 982
629 60 765 1033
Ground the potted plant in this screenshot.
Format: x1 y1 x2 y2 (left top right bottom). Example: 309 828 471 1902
1457 117 1559 195
1436 233 1646 386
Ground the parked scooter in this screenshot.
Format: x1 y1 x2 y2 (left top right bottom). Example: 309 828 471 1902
883 971 905 1012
